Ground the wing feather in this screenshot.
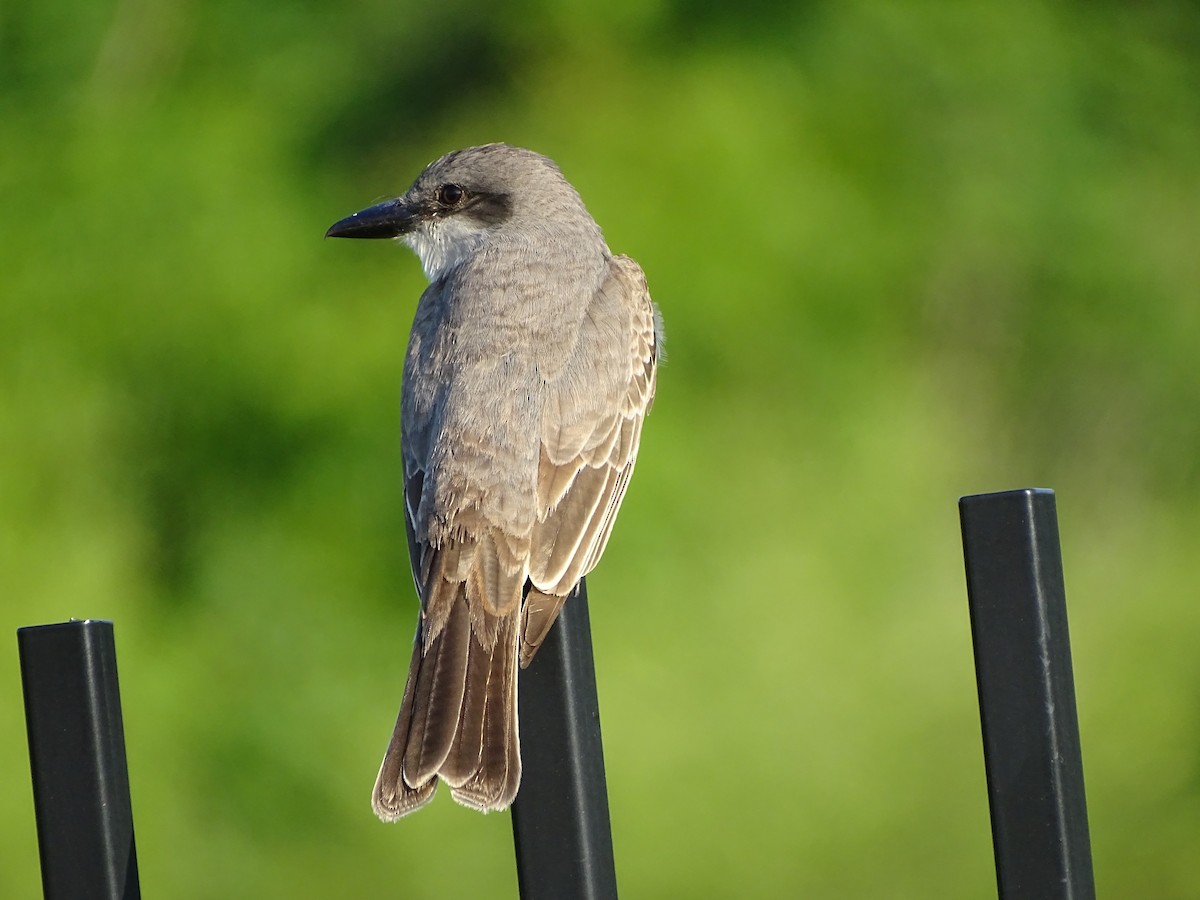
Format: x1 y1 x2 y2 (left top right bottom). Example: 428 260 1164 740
522 255 659 658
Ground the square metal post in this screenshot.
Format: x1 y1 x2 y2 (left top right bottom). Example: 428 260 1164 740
18 619 141 900
959 489 1095 900
511 578 618 900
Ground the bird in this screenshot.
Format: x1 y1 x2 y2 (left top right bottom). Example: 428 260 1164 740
326 144 662 820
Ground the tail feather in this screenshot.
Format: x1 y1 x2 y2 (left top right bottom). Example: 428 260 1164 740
438 632 491 787
402 592 471 786
372 589 522 820
450 612 521 811
372 638 438 821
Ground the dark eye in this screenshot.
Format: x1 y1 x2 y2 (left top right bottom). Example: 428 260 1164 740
437 183 465 206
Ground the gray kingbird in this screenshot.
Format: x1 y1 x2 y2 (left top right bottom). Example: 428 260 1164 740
328 144 662 820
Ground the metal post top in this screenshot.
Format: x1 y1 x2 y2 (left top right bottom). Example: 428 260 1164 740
959 487 1055 505
18 619 114 637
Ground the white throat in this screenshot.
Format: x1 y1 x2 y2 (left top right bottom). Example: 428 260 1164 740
402 218 488 282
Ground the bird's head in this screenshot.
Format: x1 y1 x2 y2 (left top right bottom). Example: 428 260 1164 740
326 143 603 281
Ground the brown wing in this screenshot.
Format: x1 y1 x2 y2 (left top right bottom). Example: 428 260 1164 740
521 254 660 666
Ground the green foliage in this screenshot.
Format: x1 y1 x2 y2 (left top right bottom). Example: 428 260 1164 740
3 1 1200 896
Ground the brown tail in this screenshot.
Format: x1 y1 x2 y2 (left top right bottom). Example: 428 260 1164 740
371 590 521 820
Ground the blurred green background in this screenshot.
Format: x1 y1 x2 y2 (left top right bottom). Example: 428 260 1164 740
4 0 1200 896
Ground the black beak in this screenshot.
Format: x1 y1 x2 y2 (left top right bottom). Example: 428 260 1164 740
325 198 419 239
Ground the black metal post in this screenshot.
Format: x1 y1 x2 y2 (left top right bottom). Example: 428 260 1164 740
959 489 1095 900
18 619 141 900
512 577 618 900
